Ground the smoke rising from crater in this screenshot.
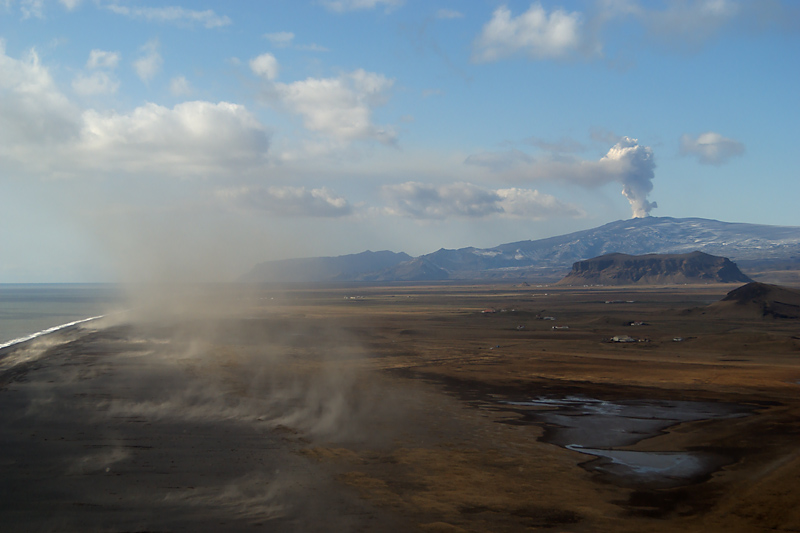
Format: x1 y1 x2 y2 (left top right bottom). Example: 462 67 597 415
602 136 657 218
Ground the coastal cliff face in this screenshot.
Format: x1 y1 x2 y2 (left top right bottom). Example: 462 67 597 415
556 251 753 286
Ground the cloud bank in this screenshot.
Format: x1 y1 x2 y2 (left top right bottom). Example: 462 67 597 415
105 4 232 28
472 0 800 63
381 182 583 220
680 131 745 165
466 136 657 218
272 68 396 146
220 186 353 218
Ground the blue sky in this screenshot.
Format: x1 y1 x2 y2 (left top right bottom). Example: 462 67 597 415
1 0 798 282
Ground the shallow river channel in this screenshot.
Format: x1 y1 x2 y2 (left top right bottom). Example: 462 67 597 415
503 396 753 488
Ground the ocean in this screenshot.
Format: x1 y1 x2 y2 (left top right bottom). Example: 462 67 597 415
0 284 123 349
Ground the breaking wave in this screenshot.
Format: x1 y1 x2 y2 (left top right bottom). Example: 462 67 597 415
0 315 104 352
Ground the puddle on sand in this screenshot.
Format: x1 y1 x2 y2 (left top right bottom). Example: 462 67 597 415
504 396 753 488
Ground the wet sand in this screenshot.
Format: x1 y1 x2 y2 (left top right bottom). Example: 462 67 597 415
2 283 800 531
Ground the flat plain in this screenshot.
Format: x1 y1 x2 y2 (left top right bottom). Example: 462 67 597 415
2 282 800 532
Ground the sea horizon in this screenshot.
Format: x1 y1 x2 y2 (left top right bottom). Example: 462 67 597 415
0 283 124 348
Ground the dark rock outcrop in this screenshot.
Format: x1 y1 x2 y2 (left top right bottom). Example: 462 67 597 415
706 282 800 318
556 251 753 286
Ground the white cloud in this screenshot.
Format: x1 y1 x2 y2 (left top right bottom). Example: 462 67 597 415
0 41 80 147
134 39 162 83
76 101 269 176
473 3 584 62
436 8 463 19
220 186 353 217
496 187 585 218
465 136 657 218
87 49 120 69
469 1 795 65
105 4 231 28
0 45 269 179
249 52 279 81
680 131 744 165
274 69 396 145
382 182 502 219
321 0 403 13
264 32 295 48
169 75 192 96
20 0 43 19
72 72 119 95
381 182 582 220
59 0 81 10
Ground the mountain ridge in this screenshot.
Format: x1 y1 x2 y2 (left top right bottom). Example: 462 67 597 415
241 217 800 283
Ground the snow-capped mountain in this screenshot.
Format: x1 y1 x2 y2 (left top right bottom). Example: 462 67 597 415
243 217 800 282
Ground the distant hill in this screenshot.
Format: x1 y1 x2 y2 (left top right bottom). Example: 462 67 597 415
705 282 800 319
363 216 800 282
240 250 411 283
241 217 800 283
555 251 753 286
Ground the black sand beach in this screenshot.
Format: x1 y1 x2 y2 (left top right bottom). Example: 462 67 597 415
0 322 414 532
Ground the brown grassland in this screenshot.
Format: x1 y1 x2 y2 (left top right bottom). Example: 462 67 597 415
272 282 800 532
2 282 800 532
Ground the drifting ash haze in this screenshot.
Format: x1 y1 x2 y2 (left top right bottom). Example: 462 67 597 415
0 286 410 531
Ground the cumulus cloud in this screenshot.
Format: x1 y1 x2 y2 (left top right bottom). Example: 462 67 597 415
72 72 119 95
169 75 192 96
2 30 268 182
134 39 162 83
497 187 585 218
264 32 294 48
273 69 396 145
381 182 582 220
680 131 744 165
219 186 353 217
87 49 120 69
249 53 279 81
76 101 269 176
321 0 403 13
105 4 231 28
473 3 584 62
0 41 80 146
471 1 799 65
465 136 657 218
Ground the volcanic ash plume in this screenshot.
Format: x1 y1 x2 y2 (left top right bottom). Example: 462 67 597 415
602 137 657 218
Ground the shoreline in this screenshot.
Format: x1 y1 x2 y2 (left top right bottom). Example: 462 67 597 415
0 315 105 352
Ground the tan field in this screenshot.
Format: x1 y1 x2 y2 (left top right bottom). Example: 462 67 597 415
2 282 800 531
